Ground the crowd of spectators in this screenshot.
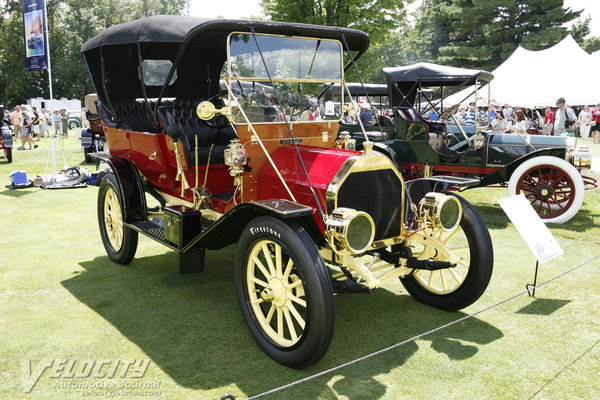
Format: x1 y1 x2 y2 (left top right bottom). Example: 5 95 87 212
3 105 71 150
440 96 600 142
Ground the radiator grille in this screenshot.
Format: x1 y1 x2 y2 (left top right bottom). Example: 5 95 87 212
336 169 403 241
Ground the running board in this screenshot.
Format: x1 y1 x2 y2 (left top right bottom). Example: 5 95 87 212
128 220 179 251
127 220 205 274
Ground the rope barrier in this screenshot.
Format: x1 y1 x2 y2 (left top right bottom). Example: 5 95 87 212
237 253 600 400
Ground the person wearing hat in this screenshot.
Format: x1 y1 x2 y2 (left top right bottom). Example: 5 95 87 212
359 101 373 126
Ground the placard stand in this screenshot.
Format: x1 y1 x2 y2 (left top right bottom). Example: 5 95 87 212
498 195 563 297
525 261 539 296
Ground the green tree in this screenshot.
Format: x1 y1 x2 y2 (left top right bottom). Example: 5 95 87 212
437 0 585 70
261 0 407 44
0 0 189 107
260 0 411 82
387 0 453 68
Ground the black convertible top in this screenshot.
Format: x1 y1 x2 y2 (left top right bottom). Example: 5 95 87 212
82 15 370 106
383 62 494 86
82 15 370 53
383 62 493 107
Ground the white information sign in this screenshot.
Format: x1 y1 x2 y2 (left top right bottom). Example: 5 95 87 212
498 194 563 263
324 101 335 116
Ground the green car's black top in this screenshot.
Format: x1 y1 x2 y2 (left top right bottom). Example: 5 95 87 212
383 62 494 107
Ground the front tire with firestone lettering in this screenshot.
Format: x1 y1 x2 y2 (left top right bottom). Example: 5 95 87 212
235 216 334 368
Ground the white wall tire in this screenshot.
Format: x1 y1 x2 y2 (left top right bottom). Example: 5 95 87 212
507 156 584 224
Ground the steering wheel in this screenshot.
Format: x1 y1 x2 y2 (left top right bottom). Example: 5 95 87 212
438 103 460 120
196 90 231 128
444 132 459 148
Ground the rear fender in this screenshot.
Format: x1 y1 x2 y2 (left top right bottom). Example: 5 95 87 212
98 155 147 223
478 148 567 187
182 200 323 252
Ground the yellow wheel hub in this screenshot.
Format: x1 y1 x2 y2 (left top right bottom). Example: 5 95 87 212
246 240 307 347
263 278 287 307
411 224 470 295
103 187 123 251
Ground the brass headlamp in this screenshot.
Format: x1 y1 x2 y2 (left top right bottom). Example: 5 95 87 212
418 192 462 231
325 207 375 254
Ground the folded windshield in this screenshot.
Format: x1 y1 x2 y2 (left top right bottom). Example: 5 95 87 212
226 32 343 124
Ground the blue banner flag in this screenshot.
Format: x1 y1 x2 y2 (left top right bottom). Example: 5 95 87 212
22 0 49 72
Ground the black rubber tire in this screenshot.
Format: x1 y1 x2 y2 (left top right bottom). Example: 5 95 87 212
235 216 334 368
84 146 94 163
400 193 493 311
97 173 138 264
69 121 78 130
4 147 12 163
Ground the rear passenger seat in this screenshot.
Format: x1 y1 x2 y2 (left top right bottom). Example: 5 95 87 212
107 97 237 166
156 99 237 165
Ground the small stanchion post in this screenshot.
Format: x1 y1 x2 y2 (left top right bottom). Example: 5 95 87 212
525 260 539 297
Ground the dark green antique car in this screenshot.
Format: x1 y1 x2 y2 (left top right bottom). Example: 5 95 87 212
338 63 594 224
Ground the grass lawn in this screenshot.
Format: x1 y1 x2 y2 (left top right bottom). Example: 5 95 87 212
0 134 599 400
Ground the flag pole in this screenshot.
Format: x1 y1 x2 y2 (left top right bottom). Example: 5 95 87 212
43 0 53 100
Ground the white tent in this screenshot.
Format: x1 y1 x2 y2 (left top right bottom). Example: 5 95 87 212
446 35 600 107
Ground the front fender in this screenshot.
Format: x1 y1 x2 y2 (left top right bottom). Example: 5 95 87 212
478 147 567 187
181 200 323 252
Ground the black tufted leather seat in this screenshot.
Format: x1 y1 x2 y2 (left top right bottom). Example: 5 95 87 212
112 100 161 133
156 99 237 166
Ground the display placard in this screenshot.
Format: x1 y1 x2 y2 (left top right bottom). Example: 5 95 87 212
498 194 563 263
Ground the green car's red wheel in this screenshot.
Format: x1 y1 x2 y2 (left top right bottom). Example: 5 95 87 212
508 156 584 224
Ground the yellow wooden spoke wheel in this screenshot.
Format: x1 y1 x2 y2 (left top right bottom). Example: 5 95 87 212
103 186 124 251
410 225 470 295
246 240 307 347
97 173 138 265
235 216 334 368
401 193 493 311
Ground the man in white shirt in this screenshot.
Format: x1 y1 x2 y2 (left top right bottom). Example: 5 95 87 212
553 97 576 135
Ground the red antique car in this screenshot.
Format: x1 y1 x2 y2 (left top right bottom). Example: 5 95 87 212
82 16 494 368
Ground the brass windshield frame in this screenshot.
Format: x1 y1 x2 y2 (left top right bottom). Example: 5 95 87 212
225 31 345 125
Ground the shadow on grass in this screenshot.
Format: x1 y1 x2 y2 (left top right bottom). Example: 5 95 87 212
63 249 504 398
516 298 571 315
0 188 37 197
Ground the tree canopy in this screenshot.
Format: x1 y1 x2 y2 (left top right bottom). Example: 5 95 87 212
401 0 588 71
0 0 597 106
0 0 188 107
